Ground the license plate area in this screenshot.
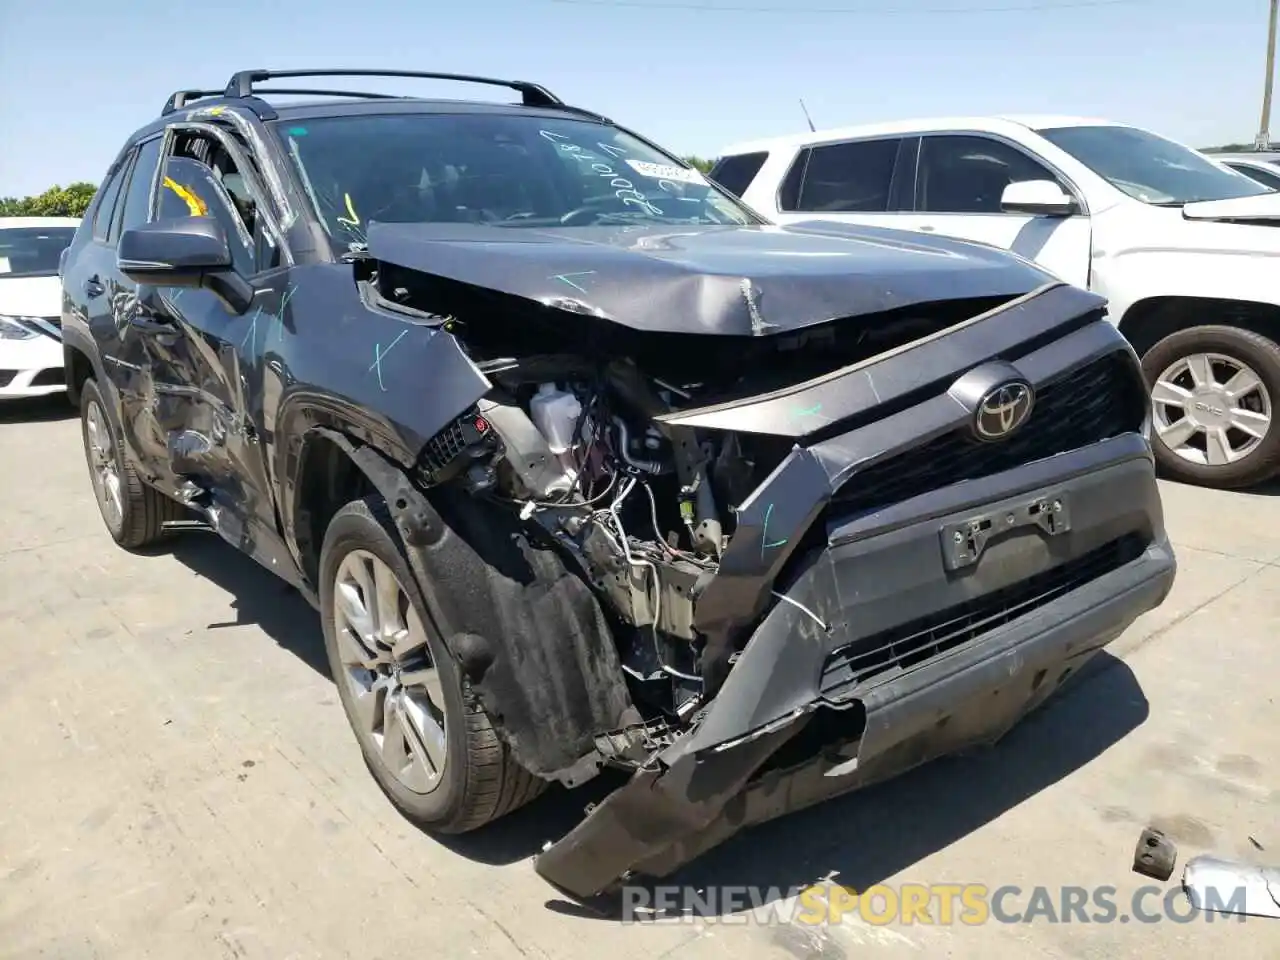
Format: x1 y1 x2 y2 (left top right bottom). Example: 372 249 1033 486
942 490 1072 572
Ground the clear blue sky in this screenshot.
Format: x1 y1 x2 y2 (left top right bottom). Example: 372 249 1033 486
0 0 1273 197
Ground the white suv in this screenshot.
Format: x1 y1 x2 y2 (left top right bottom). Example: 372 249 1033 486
712 117 1280 490
0 217 79 400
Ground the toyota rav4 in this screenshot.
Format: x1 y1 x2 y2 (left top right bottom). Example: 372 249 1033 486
60 68 1175 899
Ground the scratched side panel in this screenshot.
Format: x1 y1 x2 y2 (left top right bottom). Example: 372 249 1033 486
251 265 492 573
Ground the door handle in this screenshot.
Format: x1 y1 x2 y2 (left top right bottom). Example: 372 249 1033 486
85 275 105 298
918 224 936 233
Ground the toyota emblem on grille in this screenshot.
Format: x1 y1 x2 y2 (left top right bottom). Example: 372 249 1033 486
973 380 1034 441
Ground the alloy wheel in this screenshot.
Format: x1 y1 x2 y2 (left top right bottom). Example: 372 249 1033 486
85 400 124 530
332 549 448 793
1150 352 1273 467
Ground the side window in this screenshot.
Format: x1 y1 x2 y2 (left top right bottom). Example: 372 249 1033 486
708 152 768 198
1226 162 1280 190
784 138 903 213
157 155 257 276
778 149 809 210
917 135 1065 215
116 137 164 236
158 131 278 274
91 160 130 242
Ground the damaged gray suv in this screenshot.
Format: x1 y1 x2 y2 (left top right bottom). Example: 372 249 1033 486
59 68 1176 899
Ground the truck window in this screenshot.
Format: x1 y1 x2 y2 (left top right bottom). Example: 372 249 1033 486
917 134 1063 214
783 138 902 213
708 152 768 197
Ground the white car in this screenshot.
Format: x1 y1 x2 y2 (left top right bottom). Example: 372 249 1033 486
712 117 1280 489
0 216 80 400
1214 151 1280 191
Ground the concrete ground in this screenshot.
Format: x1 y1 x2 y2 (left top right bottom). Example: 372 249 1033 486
1 395 1277 960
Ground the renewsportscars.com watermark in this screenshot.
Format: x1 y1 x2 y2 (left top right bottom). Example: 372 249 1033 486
619 883 1248 925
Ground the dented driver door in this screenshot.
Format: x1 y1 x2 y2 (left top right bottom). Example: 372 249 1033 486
130 150 297 577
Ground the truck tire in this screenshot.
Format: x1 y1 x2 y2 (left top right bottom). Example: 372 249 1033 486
78 378 187 549
318 496 544 833
1140 325 1280 489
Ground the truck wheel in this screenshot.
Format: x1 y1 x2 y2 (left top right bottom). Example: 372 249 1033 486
318 496 544 833
1141 325 1280 489
79 378 187 548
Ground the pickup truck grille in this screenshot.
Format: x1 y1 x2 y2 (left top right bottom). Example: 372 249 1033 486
831 351 1145 516
819 533 1147 697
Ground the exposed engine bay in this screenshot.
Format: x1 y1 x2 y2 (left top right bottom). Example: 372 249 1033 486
416 356 793 735
370 257 1021 752
348 240 1021 759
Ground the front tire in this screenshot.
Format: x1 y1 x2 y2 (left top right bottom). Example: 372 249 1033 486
79 378 186 548
1141 325 1280 489
318 496 543 833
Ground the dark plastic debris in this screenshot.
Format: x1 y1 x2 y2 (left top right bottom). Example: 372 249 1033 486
1133 826 1177 881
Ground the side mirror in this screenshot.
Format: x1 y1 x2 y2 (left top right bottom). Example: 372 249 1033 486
1000 180 1078 217
117 216 232 287
117 216 253 314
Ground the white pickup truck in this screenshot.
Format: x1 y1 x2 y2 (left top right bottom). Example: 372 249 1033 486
712 116 1280 489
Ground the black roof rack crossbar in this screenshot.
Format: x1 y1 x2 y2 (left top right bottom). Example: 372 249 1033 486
224 69 563 107
162 89 224 114
162 86 402 117
248 88 402 100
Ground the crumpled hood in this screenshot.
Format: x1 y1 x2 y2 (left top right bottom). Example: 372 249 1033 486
365 220 1052 336
1183 191 1280 222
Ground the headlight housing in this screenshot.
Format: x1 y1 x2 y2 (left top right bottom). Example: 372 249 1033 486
0 315 40 341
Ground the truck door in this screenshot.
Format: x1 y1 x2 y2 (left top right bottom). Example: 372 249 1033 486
891 133 1092 288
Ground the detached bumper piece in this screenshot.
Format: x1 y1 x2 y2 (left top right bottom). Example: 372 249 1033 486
1183 856 1280 919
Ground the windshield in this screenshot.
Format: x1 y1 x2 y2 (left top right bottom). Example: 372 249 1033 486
0 227 77 279
1037 125 1272 205
275 112 757 248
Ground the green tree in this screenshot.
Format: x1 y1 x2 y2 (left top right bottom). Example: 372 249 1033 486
0 182 98 218
681 155 714 173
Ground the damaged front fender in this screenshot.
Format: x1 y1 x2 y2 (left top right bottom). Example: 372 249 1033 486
315 430 639 784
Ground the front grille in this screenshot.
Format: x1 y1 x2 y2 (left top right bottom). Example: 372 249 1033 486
831 352 1145 515
0 371 15 388
31 368 65 387
820 533 1148 697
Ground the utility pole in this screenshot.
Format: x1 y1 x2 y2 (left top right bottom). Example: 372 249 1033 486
1259 0 1278 149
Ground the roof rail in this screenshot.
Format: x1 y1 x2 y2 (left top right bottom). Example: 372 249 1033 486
245 88 402 101
223 68 563 107
161 86 402 117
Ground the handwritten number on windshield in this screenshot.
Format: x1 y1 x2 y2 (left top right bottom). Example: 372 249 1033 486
539 130 664 217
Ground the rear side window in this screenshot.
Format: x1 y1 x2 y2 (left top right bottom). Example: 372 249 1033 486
783 138 902 213
708 151 768 197
91 162 130 242
116 137 164 236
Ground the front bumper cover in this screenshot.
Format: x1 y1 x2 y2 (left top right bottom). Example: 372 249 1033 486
534 431 1176 900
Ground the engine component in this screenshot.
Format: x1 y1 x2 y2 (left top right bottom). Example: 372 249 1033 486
529 382 584 454
476 395 575 498
611 415 666 475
